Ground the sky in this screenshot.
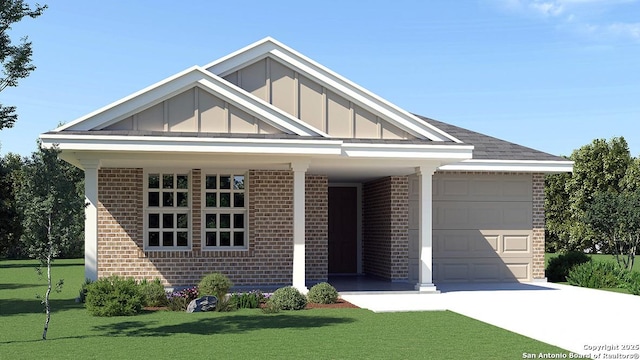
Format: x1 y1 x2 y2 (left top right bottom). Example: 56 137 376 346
1 0 639 157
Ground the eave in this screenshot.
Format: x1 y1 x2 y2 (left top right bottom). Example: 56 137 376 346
438 159 574 173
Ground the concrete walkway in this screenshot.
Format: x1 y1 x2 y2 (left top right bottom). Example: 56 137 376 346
340 282 640 357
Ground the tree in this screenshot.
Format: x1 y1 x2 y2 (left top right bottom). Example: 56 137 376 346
1 0 47 130
16 146 84 340
0 152 26 258
545 137 633 253
544 170 571 252
585 191 640 271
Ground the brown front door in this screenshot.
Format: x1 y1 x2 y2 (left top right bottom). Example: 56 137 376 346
328 186 357 274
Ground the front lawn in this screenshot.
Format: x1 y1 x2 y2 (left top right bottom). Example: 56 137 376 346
1 259 566 359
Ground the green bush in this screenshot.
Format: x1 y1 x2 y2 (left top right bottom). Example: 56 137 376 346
230 290 264 309
268 286 307 310
215 296 237 312
546 251 591 282
307 282 338 304
78 278 93 303
566 261 626 289
261 301 280 314
198 273 233 300
139 278 168 307
85 276 143 316
623 271 640 295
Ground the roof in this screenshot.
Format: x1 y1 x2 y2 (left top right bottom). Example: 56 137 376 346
40 37 573 173
416 115 567 162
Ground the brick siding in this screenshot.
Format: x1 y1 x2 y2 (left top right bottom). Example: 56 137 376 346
305 175 328 282
532 173 546 280
362 176 409 280
97 168 303 287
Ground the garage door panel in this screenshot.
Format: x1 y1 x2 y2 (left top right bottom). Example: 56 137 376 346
434 230 498 256
506 263 530 280
434 258 531 282
434 263 470 282
503 235 530 253
474 263 501 281
434 174 532 202
434 202 532 230
503 180 531 197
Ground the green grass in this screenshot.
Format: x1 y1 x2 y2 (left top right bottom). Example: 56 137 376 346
1 259 567 359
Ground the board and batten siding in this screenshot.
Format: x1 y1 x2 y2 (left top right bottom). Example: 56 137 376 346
223 57 416 139
103 87 282 134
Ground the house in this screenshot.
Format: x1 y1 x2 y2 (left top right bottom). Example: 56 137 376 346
40 38 572 292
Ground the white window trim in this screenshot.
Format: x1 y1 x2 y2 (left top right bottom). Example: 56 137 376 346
201 170 249 251
143 169 192 251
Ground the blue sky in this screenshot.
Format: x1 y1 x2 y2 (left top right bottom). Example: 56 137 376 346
1 0 639 157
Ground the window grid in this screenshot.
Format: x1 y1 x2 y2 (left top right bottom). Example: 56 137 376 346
202 173 247 249
145 172 190 250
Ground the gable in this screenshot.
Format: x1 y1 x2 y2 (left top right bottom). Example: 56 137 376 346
56 67 325 137
103 87 283 135
220 57 416 140
206 38 462 142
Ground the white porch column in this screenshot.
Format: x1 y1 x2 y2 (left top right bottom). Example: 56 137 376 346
81 160 100 281
415 165 439 293
291 162 309 293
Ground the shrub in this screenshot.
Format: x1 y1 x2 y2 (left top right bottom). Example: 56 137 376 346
85 276 143 316
261 302 280 314
268 286 307 310
139 278 168 307
166 286 198 312
566 261 627 289
546 251 591 282
78 278 93 303
623 271 640 295
214 296 236 312
230 290 265 309
307 282 338 304
198 273 233 300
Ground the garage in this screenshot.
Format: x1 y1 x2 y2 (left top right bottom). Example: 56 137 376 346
410 172 534 283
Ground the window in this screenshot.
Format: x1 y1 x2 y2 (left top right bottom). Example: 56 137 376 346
145 172 190 249
203 173 247 249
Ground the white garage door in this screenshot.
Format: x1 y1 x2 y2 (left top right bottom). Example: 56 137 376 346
409 173 533 283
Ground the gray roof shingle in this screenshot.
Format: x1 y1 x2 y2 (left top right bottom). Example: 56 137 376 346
415 115 567 162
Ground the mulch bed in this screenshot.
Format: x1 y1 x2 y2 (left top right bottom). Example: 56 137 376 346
305 298 359 309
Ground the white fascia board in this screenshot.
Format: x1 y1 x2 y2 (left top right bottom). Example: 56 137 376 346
438 159 574 173
56 66 203 131
194 78 328 137
204 38 461 143
203 37 278 71
40 133 343 155
55 66 327 138
341 143 474 159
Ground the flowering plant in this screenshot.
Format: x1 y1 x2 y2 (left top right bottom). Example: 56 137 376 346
166 286 199 311
229 290 267 309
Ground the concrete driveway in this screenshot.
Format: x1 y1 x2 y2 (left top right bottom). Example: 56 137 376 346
341 282 640 357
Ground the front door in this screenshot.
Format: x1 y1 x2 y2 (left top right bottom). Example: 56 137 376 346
328 187 357 274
